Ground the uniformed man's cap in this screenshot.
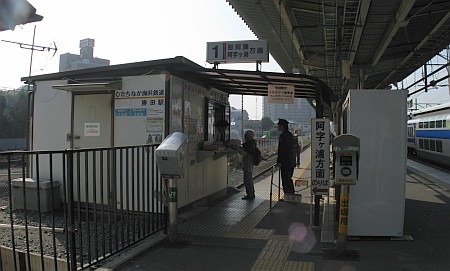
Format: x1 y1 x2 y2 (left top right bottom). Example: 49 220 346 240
277 119 289 126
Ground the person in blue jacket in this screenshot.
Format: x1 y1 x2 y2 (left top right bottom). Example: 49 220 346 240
276 119 295 195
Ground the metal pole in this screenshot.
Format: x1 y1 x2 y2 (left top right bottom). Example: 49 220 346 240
278 168 281 200
66 151 77 271
269 165 274 212
309 194 313 227
168 176 178 244
241 95 244 141
314 195 321 226
26 26 36 178
337 185 349 254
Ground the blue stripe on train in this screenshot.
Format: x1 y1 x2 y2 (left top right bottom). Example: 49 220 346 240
416 129 450 139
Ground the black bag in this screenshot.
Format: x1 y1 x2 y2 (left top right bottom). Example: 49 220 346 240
253 147 262 166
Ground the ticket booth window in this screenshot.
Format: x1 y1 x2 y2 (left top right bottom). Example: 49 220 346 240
205 99 230 142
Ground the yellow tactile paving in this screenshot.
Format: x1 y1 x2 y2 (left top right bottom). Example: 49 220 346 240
251 259 285 271
283 261 315 271
259 239 290 260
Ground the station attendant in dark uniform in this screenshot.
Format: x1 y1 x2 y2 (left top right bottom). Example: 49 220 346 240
276 119 296 194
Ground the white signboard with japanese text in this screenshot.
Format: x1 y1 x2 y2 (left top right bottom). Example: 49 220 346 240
114 75 166 146
206 40 269 64
268 84 295 104
84 123 100 136
311 118 330 195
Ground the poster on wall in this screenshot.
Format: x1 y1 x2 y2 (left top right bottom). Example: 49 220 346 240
268 84 295 104
115 89 165 144
171 78 183 132
84 123 100 136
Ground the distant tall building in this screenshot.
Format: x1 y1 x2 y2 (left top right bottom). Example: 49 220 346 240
262 97 315 126
59 38 110 72
230 107 249 139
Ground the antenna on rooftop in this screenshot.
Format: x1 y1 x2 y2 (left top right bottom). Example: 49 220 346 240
1 25 58 175
2 25 58 90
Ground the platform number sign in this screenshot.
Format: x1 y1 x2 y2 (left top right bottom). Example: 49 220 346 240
311 118 330 195
206 40 269 64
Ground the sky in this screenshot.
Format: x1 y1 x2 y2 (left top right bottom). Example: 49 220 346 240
0 0 283 119
0 0 448 117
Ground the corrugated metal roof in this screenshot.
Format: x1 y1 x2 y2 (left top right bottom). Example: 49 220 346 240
226 0 450 101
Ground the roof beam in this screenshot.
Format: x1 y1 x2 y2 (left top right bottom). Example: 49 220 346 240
290 1 322 14
375 9 450 88
371 0 416 66
348 0 371 65
272 0 310 74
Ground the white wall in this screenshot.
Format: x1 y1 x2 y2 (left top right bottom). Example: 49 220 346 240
345 89 407 237
33 80 72 151
32 80 72 182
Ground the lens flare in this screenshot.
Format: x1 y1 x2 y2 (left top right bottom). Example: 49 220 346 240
288 222 316 253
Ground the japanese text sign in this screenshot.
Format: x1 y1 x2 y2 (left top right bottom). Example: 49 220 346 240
311 118 330 195
206 40 269 64
268 85 295 104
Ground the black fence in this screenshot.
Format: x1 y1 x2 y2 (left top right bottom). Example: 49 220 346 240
0 145 166 270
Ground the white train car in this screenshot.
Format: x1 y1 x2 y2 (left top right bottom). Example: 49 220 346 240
408 102 450 166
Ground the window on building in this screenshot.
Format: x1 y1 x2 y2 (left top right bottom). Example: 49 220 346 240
436 141 443 152
205 99 230 143
430 140 436 151
424 139 429 150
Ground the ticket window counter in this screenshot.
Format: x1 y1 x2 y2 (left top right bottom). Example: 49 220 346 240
204 99 230 148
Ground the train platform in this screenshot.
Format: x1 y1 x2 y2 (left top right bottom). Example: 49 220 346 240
97 148 450 271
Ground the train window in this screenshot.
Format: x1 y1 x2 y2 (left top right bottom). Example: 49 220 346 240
444 120 447 127
419 122 423 128
436 141 443 153
436 120 442 128
430 121 435 128
423 139 429 150
419 139 424 149
424 122 428 128
430 140 436 151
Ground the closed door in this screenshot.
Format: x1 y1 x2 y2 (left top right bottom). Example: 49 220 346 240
72 93 113 204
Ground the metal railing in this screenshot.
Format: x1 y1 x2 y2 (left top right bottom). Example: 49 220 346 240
256 137 278 156
0 144 166 271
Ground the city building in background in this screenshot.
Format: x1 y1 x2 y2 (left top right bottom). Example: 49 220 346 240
263 97 315 127
59 38 110 72
230 107 249 139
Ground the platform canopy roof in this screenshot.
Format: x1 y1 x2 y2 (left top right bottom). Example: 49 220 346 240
24 56 336 116
0 0 43 31
225 0 450 101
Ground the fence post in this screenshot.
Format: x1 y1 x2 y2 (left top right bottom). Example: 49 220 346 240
66 150 77 271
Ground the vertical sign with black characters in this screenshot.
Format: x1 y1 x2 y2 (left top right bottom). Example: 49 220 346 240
311 118 330 195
